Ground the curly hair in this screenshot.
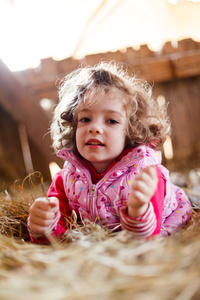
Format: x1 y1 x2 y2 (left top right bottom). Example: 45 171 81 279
50 60 171 154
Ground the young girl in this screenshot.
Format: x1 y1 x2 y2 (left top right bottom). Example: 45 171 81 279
28 61 192 243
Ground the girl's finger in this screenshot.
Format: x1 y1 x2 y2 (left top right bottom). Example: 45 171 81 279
48 197 59 210
29 223 50 234
143 166 157 179
132 179 149 193
31 208 55 220
30 216 54 227
33 197 59 211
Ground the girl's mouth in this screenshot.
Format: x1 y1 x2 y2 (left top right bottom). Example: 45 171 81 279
86 139 104 146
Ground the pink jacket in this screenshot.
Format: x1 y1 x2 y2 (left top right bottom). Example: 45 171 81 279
58 145 191 236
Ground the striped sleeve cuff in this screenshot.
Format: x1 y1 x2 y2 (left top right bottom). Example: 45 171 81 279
119 202 157 238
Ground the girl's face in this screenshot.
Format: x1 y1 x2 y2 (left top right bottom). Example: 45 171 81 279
76 90 127 173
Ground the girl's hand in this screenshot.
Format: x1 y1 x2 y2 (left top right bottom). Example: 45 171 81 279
28 197 59 234
127 166 158 218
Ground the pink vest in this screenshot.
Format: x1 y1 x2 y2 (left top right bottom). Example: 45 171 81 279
58 145 191 232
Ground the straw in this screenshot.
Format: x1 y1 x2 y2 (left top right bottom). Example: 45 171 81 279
0 175 200 300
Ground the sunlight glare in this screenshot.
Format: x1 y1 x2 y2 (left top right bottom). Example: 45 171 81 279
163 136 174 160
49 162 61 180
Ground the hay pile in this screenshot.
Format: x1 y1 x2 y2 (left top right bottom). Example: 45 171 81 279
0 173 200 300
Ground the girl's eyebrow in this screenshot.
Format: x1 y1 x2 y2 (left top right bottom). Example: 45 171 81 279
78 108 90 113
106 110 125 118
78 108 125 118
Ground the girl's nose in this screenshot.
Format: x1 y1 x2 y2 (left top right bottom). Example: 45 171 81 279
88 122 103 134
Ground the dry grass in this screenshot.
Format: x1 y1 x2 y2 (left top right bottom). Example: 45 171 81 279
0 173 200 300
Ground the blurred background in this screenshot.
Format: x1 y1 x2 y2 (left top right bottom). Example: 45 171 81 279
0 0 200 188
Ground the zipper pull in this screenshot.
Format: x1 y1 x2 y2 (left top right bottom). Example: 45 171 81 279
91 184 96 195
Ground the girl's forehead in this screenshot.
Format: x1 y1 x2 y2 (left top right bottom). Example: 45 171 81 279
81 88 125 105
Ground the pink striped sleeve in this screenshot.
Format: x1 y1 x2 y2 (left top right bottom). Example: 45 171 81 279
119 202 157 238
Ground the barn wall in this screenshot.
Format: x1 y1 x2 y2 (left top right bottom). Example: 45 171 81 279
0 106 26 185
153 76 200 172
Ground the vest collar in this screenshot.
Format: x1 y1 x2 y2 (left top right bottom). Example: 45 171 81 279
83 147 132 184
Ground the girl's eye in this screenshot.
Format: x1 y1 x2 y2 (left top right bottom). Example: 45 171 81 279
107 119 118 124
79 117 90 123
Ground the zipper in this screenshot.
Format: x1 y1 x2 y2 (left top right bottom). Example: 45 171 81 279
90 184 96 221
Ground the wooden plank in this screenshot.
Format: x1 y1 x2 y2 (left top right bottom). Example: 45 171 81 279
56 57 80 74
85 50 124 66
171 49 200 78
129 56 174 83
161 41 179 55
40 57 57 75
177 38 200 52
0 59 61 167
27 79 59 99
